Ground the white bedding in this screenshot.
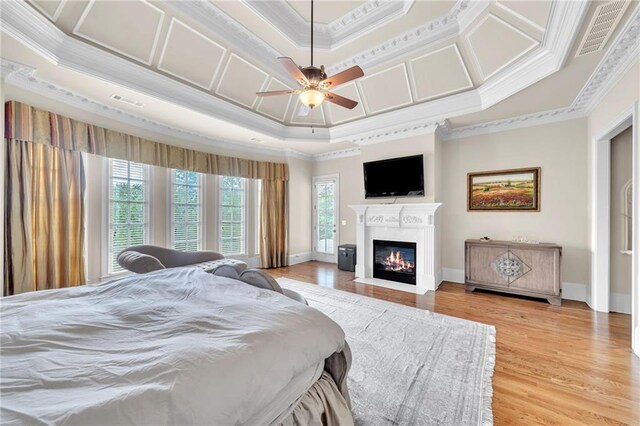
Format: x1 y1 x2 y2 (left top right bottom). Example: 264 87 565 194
0 268 346 425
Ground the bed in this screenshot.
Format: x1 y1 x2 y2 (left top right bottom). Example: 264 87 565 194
0 268 353 425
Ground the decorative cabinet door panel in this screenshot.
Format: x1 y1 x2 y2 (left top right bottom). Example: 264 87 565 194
467 245 509 286
508 248 560 295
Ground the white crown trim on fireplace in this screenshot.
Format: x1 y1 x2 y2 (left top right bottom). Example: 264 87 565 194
349 203 442 295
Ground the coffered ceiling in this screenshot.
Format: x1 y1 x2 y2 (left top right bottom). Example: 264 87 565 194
1 0 639 157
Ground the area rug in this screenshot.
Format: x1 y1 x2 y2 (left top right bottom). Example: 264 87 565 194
278 278 496 426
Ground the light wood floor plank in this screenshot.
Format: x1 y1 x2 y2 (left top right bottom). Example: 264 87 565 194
269 261 640 425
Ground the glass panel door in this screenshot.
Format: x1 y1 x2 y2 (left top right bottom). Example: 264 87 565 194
313 175 339 263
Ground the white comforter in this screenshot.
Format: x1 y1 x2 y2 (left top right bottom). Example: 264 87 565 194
0 268 346 425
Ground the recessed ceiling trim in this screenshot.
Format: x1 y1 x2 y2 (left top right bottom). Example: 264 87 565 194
28 0 66 21
495 1 547 34
327 0 490 75
72 0 165 66
465 13 540 81
157 18 227 91
407 43 474 103
325 82 367 126
162 1 292 85
255 77 294 122
357 63 414 115
242 0 414 51
0 0 593 145
214 53 270 110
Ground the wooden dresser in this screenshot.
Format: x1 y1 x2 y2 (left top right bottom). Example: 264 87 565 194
464 239 562 305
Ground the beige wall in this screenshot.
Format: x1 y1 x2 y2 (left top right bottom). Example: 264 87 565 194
610 127 633 295
288 157 313 257
440 119 590 285
312 133 437 246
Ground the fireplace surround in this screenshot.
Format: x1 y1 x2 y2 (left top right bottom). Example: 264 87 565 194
350 203 442 294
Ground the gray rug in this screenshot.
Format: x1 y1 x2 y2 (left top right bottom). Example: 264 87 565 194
278 278 496 426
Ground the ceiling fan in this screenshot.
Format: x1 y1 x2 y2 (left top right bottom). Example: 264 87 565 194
256 0 364 114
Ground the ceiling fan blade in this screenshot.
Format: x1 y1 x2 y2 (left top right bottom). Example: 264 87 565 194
278 57 308 87
297 104 311 116
320 66 364 89
324 92 358 110
256 90 298 96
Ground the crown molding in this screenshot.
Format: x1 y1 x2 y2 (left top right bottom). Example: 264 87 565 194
440 107 586 140
326 0 489 75
441 4 640 141
579 5 640 114
312 147 362 161
161 1 292 84
242 0 414 51
1 58 296 160
2 0 617 151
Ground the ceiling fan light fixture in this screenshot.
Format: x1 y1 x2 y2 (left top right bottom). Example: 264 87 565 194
299 89 325 109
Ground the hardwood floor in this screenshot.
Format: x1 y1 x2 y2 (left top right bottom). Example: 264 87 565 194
270 261 640 425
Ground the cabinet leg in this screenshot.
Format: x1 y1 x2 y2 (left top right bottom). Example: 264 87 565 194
547 296 561 306
465 285 475 293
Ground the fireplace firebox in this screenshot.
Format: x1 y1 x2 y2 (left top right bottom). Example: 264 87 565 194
373 240 417 285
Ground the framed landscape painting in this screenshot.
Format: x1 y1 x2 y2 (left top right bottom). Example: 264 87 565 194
467 167 540 211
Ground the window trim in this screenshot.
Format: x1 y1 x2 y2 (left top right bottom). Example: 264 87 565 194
169 169 204 251
218 176 248 256
105 159 151 276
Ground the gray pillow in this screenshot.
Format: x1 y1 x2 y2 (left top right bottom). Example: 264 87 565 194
117 251 165 274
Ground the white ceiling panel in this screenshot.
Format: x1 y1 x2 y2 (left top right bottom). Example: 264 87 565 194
73 0 164 65
358 63 413 114
256 78 294 122
497 1 552 32
324 82 366 125
409 44 473 102
158 18 226 90
466 14 539 80
29 0 65 21
215 53 269 109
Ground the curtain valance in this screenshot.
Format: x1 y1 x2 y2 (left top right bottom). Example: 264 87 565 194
4 101 288 181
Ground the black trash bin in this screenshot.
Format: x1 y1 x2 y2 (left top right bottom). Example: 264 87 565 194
337 244 357 272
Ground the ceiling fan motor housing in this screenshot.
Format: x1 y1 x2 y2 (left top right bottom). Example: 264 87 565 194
301 66 327 87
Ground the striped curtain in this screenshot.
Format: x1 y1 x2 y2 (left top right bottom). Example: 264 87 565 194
5 139 86 295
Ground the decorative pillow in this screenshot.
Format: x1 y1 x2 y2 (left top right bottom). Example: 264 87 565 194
117 251 166 274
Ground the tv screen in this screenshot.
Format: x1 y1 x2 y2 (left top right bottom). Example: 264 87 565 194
363 154 424 198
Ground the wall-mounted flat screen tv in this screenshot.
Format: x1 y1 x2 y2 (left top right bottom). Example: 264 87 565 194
363 154 424 198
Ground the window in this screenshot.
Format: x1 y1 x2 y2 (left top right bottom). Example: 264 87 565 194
219 176 246 255
108 160 149 273
171 170 203 251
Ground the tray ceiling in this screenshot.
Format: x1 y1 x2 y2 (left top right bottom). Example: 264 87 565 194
1 0 638 157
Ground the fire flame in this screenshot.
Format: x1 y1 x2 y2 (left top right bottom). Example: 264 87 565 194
384 250 414 272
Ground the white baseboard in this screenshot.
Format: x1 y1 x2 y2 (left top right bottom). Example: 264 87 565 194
442 268 465 284
288 252 312 265
610 292 632 314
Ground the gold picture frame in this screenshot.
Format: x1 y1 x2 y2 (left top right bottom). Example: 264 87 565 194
467 167 541 212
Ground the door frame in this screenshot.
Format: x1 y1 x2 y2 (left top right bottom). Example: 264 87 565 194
591 102 639 357
312 174 340 264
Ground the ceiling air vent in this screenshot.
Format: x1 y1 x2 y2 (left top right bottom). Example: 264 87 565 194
110 94 144 108
576 0 630 57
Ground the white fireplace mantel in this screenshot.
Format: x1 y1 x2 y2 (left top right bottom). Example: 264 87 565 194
349 203 442 295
